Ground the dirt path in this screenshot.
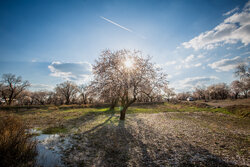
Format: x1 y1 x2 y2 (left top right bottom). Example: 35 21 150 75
60 112 250 166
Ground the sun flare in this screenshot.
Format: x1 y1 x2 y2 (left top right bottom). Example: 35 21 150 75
124 58 134 68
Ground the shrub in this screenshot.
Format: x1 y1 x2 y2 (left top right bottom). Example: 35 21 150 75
0 116 37 167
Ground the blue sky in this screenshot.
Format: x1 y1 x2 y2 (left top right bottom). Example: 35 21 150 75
0 0 249 92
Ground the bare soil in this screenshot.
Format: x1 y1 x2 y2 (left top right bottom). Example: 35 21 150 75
61 112 250 167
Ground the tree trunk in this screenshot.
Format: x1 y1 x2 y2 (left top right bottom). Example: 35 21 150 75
109 104 115 111
120 108 126 120
119 97 136 120
109 99 118 111
235 93 238 99
66 98 70 105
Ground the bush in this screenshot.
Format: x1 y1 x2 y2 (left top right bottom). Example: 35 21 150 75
0 116 37 167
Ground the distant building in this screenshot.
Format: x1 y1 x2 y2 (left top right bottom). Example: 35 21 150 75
187 97 194 101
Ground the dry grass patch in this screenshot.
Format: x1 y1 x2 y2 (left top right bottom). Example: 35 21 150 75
0 116 37 167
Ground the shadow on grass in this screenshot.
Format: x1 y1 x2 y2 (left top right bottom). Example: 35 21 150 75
63 108 115 132
80 111 115 135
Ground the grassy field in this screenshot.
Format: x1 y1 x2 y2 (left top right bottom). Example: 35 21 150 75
0 99 249 166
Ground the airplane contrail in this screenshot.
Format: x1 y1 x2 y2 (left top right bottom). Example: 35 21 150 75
100 16 133 32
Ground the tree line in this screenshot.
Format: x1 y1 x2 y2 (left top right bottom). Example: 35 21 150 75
176 64 250 101
0 49 249 119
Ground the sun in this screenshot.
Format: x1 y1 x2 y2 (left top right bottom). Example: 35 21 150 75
124 58 134 68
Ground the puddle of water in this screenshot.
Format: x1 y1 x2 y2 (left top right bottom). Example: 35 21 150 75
30 129 71 167
35 134 63 167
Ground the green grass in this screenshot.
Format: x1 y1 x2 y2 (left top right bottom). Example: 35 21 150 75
64 116 79 120
42 126 68 134
163 102 231 114
126 107 158 114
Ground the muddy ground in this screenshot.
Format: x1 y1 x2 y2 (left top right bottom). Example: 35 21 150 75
58 112 249 167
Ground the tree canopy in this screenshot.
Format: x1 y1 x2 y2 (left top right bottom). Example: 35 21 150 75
90 49 168 120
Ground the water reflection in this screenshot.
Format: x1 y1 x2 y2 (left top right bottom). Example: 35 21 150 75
31 129 69 167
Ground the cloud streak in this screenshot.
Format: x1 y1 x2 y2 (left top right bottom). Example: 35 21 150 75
100 16 146 39
223 7 239 16
100 16 132 32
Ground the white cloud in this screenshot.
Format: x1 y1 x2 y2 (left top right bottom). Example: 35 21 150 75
197 54 205 59
182 1 250 50
165 60 176 66
181 76 218 85
223 7 239 16
48 61 92 84
208 56 243 72
237 45 247 49
168 74 173 79
171 76 218 92
175 65 182 70
184 54 195 63
241 51 250 55
223 53 231 58
30 84 54 91
194 63 202 67
174 54 203 69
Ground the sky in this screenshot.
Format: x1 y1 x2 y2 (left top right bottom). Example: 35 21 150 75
0 0 249 92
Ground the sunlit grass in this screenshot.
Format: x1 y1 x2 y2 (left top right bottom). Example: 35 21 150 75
42 126 68 134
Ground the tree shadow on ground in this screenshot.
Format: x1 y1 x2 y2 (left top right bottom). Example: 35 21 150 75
62 115 239 167
130 118 238 167
63 109 115 131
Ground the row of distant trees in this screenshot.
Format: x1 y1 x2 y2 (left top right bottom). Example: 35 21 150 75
176 64 250 101
0 76 91 106
0 62 249 108
0 61 249 107
0 49 249 119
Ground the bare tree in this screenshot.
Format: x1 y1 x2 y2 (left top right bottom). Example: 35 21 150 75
193 87 206 100
207 83 229 100
0 74 30 105
31 91 49 105
163 87 175 102
90 49 168 120
46 91 63 105
17 90 33 105
176 92 191 101
230 80 243 99
78 84 89 105
55 81 78 105
241 78 250 98
234 64 250 98
234 64 250 79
